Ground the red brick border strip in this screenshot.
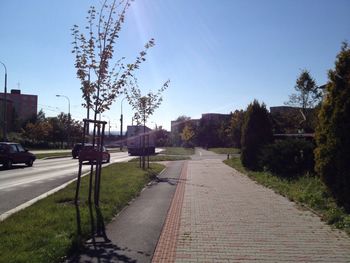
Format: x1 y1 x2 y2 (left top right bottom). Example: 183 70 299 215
152 161 188 263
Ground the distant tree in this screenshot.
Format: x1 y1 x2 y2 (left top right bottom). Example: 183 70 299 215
197 117 226 148
36 109 46 123
70 119 84 144
23 121 52 144
181 123 195 148
71 0 154 132
154 128 169 147
171 115 191 146
286 69 322 111
47 117 65 147
241 100 273 170
228 110 244 148
216 115 233 147
314 42 350 210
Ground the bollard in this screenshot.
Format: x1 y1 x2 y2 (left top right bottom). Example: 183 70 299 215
227 153 230 160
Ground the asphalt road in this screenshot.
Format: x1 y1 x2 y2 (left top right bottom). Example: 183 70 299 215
0 152 134 216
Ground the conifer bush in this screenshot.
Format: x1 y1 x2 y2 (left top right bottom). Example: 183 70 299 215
241 100 273 170
315 42 350 210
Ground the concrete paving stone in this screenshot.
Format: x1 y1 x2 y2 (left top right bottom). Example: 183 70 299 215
153 148 350 262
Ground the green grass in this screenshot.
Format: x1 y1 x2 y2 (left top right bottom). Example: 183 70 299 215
35 152 72 159
0 162 164 263
129 154 190 162
209 147 240 155
35 149 122 159
224 156 350 235
159 147 195 156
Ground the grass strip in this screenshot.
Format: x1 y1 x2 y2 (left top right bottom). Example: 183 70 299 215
35 152 72 159
0 162 164 263
35 149 122 159
129 155 190 162
160 147 195 156
209 147 240 155
224 156 350 235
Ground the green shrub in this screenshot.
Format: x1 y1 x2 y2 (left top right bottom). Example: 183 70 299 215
241 100 273 170
260 139 315 177
315 42 350 211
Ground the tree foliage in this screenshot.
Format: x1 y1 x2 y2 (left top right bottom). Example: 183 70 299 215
285 69 322 111
181 123 195 148
241 100 273 170
21 111 83 147
125 76 169 168
197 117 228 148
154 128 170 147
171 115 191 146
125 77 169 126
314 42 350 210
228 110 245 148
71 0 154 120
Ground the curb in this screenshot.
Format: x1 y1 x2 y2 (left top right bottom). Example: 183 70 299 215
41 155 72 160
152 161 188 263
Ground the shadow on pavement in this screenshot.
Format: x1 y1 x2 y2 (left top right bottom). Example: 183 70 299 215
68 203 139 263
150 176 208 189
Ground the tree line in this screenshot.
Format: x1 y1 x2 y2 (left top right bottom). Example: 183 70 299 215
6 109 84 148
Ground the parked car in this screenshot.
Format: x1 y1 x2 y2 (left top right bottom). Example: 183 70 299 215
0 142 36 169
72 143 110 163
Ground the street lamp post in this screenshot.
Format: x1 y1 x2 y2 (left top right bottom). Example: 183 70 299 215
56 94 71 147
120 97 126 151
0 61 7 141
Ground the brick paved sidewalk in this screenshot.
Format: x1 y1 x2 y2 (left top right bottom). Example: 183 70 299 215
153 158 350 262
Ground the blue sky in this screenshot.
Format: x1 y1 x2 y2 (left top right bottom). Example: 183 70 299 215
0 0 349 131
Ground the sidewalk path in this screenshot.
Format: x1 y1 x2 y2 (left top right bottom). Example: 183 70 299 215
153 150 350 262
68 161 185 263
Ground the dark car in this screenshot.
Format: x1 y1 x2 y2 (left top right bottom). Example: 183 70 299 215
72 143 90 159
0 142 36 169
72 143 110 163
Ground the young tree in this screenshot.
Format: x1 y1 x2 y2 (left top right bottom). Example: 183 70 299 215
314 42 350 210
126 77 169 168
72 0 156 205
72 0 154 130
241 100 273 170
286 69 322 111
